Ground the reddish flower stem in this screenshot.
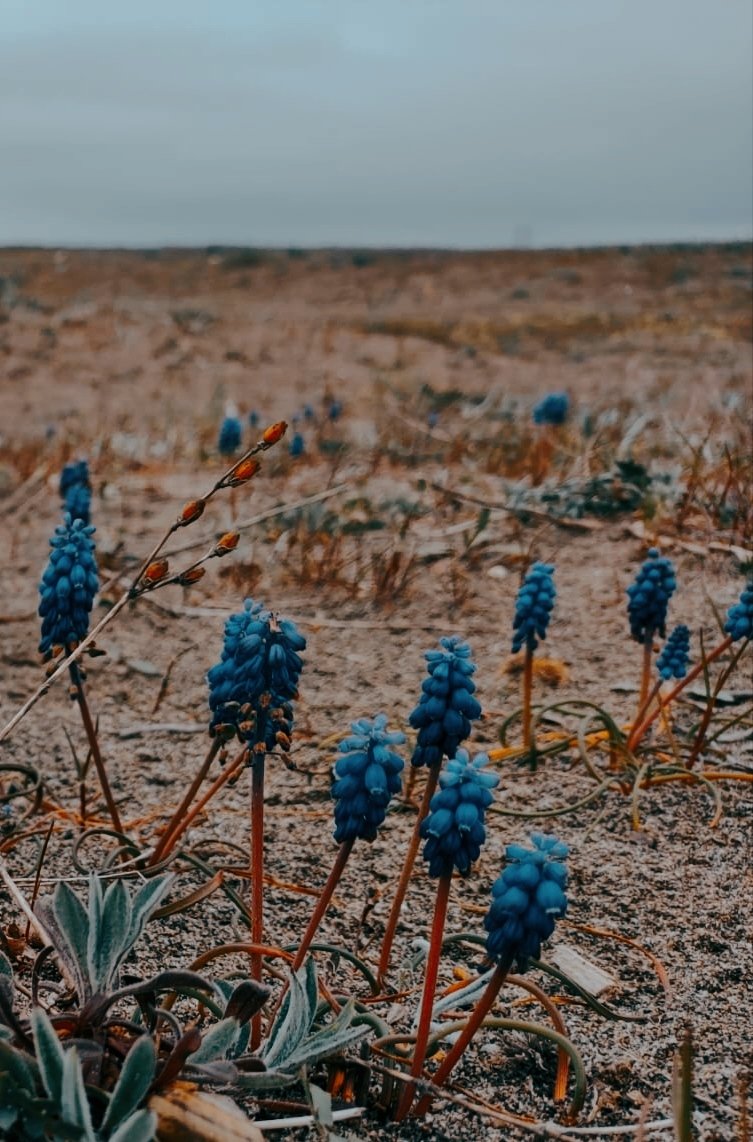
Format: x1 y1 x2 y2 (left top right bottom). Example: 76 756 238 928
395 873 452 1121
150 737 221 864
522 645 534 752
69 664 123 834
413 955 513 1117
377 765 440 986
250 753 266 1051
291 839 354 973
638 637 653 708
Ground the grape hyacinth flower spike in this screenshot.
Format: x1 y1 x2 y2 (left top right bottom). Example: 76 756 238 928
397 750 498 1119
657 625 690 681
290 715 405 976
38 515 121 832
379 637 482 984
218 415 243 456
724 581 753 643
416 833 569 1114
533 392 570 426
59 459 92 525
512 563 556 753
626 548 676 706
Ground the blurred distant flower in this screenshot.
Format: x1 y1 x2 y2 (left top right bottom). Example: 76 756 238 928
303 404 315 422
427 410 439 429
533 393 569 426
626 548 676 643
332 715 405 843
512 563 556 654
218 416 243 456
409 637 481 769
39 515 99 656
485 832 568 971
248 410 260 428
657 624 691 680
327 398 343 422
288 432 305 457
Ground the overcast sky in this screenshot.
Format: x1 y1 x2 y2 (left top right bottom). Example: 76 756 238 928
1 1 751 248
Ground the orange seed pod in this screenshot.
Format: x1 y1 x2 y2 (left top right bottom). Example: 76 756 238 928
178 499 206 526
143 559 169 585
262 420 287 446
179 566 206 585
229 457 261 486
214 531 240 556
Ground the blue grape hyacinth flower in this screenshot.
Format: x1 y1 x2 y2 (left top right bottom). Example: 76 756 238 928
288 432 305 457
533 393 569 426
420 750 498 878
332 715 405 843
39 515 99 657
724 581 753 643
207 598 306 752
626 548 676 643
218 416 243 456
409 637 482 769
484 832 568 971
511 563 556 654
59 460 92 525
656 625 691 680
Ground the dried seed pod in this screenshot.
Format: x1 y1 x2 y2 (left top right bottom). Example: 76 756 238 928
178 499 206 527
275 730 291 751
261 421 287 446
227 458 261 487
142 559 169 585
214 531 240 556
178 566 206 585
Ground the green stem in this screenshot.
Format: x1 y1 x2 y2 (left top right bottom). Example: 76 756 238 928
394 873 452 1121
69 665 123 834
377 764 440 986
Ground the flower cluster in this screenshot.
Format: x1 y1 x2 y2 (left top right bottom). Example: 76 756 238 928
657 624 691 680
409 637 482 769
724 581 753 643
420 750 498 878
218 416 243 456
59 460 92 525
511 563 556 654
207 598 306 752
484 833 568 971
533 393 569 426
331 715 405 843
626 548 676 643
39 515 99 657
288 432 305 457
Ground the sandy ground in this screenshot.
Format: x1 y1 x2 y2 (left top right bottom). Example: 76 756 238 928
0 244 752 1141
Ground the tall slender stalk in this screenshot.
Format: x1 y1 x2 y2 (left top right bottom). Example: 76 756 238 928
413 956 513 1117
69 664 122 834
250 753 266 1052
378 765 440 986
522 644 534 753
291 840 354 974
639 637 653 708
395 873 452 1121
147 743 248 863
150 738 221 864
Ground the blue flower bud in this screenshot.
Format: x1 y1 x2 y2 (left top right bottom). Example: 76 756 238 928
512 563 556 654
420 750 498 878
332 715 405 843
626 549 676 643
656 624 691 680
409 637 482 769
724 581 753 643
38 515 98 656
484 833 568 972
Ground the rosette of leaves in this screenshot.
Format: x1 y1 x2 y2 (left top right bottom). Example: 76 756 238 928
38 515 99 658
207 598 306 752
